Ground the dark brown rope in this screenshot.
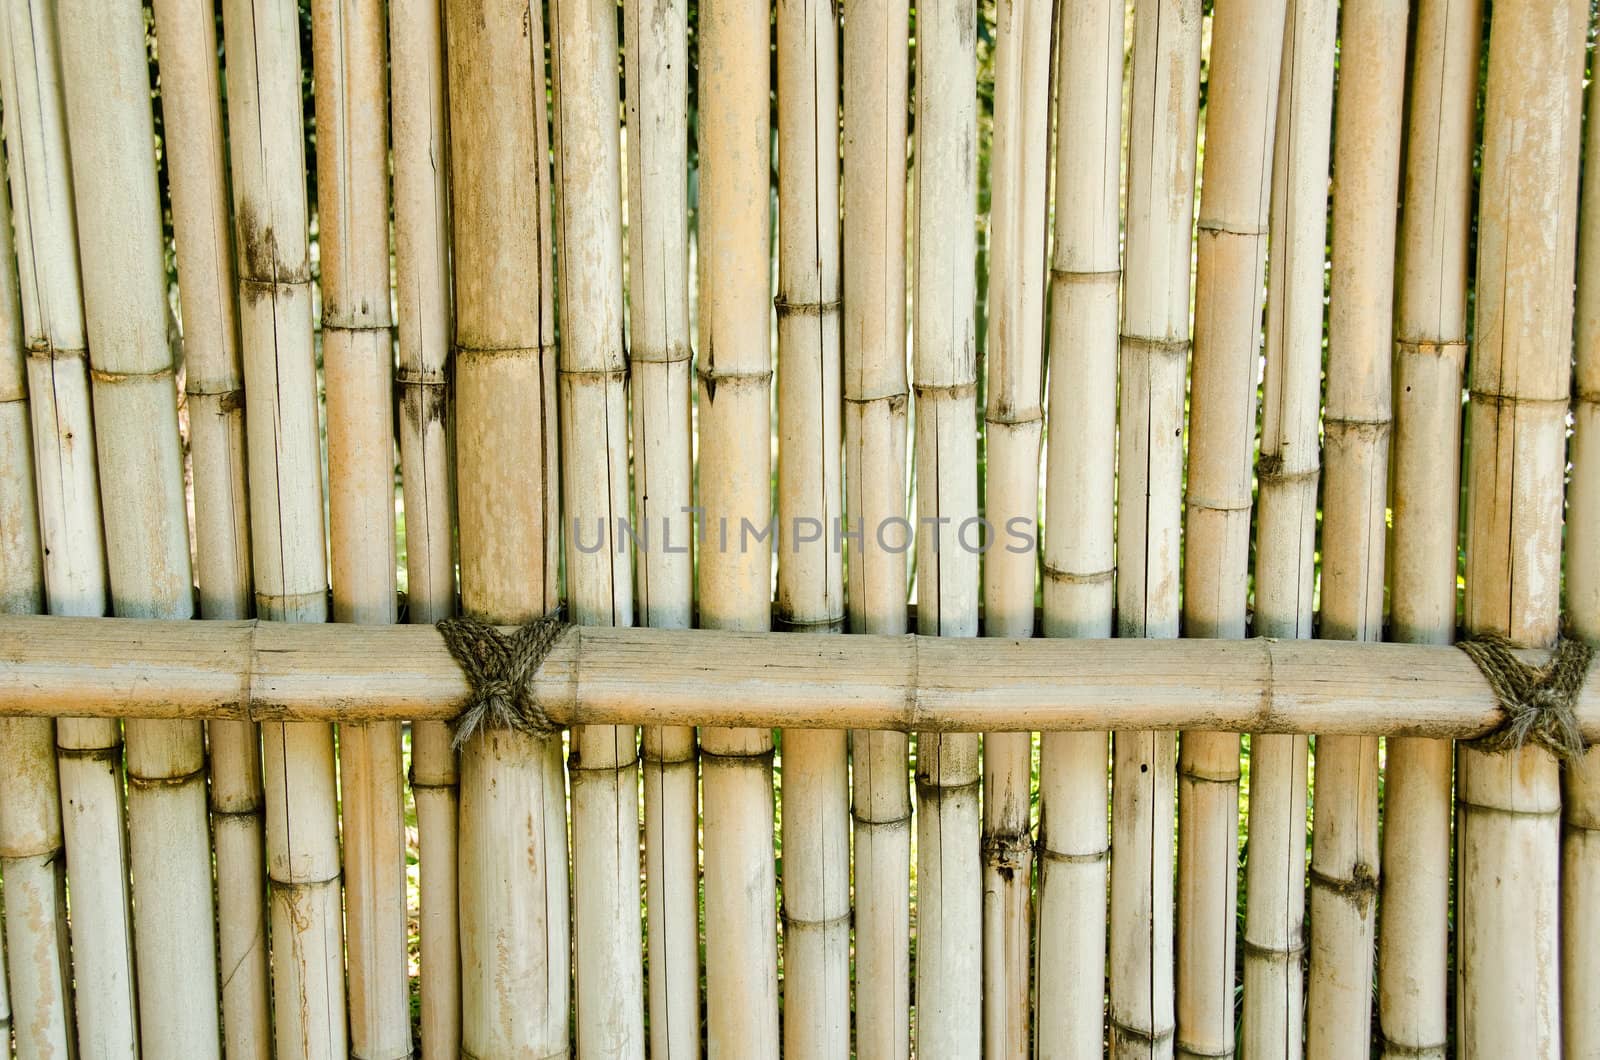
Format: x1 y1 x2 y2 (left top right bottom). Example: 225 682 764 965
437 611 570 748
1458 632 1594 762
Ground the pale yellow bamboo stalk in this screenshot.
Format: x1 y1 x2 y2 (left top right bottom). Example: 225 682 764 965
1240 4 1333 1055
1457 1 1585 1054
1175 2 1283 1055
58 3 223 1055
774 0 847 1051
550 2 645 1053
695 0 780 1052
1377 1 1478 1055
443 1 568 1054
220 2 346 1055
1306 2 1405 1055
0 3 138 1054
981 0 1050 1053
622 0 699 1050
841 0 911 1050
1036 1 1120 1057
389 0 459 1055
1112 1 1199 1054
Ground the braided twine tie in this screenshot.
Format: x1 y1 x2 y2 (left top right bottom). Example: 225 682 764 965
436 611 571 748
1458 632 1595 762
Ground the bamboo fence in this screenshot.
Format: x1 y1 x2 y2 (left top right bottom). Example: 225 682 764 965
0 3 1594 1058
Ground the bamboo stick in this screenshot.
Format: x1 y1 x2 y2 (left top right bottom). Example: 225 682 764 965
58 3 223 1055
1457 1 1586 1054
1377 1 1478 1054
981 0 1050 1053
1240 4 1334 1054
550 2 645 1053
841 0 911 1049
1036 1 1121 1057
310 3 409 1056
1112 0 1200 1054
1307 2 1405 1055
152 1 271 1053
774 0 847 1051
0 3 139 1054
442 0 568 1054
695 0 780 1050
220 2 347 1055
389 0 459 1054
1175 1 1283 1055
622 0 699 1049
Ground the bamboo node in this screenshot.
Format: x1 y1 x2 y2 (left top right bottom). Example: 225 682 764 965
1457 632 1593 762
437 611 570 747
981 832 1034 872
1307 862 1378 902
773 296 841 316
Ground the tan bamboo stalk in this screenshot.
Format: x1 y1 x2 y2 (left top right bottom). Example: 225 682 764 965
1306 2 1405 1055
310 3 409 1056
1457 1 1586 1054
550 2 646 1053
442 1 568 1054
1036 1 1120 1057
0 2 139 1054
1377 1 1478 1054
695 0 780 1051
389 0 459 1054
1112 0 1200 1054
151 1 270 1052
58 3 223 1055
841 0 911 1049
1175 1 1283 1055
622 0 698 1050
774 0 848 1051
220 3 346 1055
980 0 1050 1052
1240 3 1333 1054
0 132 74 1060
1 916 8 1046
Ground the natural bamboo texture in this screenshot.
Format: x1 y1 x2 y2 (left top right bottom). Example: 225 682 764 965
311 3 409 1057
841 0 911 1048
621 0 698 1049
1175 2 1282 1054
59 3 221 1056
695 0 780 1050
1377 0 1478 1053
389 0 459 1055
1457 1 1586 1054
1308 1 1405 1055
1241 3 1333 1054
220 2 346 1055
0 2 139 1054
1113 0 1199 1054
443 0 568 1054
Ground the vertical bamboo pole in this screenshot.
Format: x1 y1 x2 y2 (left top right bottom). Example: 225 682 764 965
1306 2 1405 1055
696 0 780 1050
1240 4 1333 1055
0 3 138 1054
912 0 981 1053
1377 1 1478 1054
310 3 409 1056
1036 1 1120 1057
1457 1 1585 1054
58 3 222 1055
981 0 1050 1053
622 0 699 1049
1111 0 1199 1054
0 128 74 1060
550 2 646 1053
842 0 911 1049
443 1 568 1054
153 2 270 1053
774 0 847 1051
1175 1 1283 1055
390 0 460 1054
220 2 347 1055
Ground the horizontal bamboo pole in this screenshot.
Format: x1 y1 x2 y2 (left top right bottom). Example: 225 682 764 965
0 615 1595 737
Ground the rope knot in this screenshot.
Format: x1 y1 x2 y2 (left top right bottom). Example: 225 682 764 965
1458 632 1594 762
437 610 570 748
